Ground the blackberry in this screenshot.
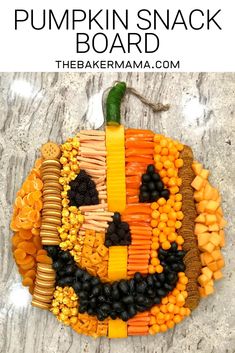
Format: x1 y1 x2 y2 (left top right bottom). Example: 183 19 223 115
78 182 87 194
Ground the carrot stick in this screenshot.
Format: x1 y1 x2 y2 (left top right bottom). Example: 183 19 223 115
122 215 151 222
126 128 154 134
128 255 150 259
126 149 154 157
127 265 148 270
131 235 152 240
127 222 151 227
127 322 150 327
127 318 150 324
126 188 139 196
126 196 139 203
123 204 151 214
126 157 154 164
128 250 150 255
130 226 152 231
127 326 149 333
131 231 152 236
125 141 154 149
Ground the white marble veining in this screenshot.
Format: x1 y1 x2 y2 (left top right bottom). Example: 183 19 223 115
0 73 235 353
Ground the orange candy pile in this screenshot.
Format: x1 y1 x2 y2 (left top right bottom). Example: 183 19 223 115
11 159 51 293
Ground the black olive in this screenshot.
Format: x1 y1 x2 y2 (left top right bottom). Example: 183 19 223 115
156 181 164 191
167 272 177 283
139 194 145 203
177 250 186 257
57 276 74 286
147 181 155 191
110 233 119 244
103 284 112 297
73 282 82 292
79 291 87 299
52 260 63 271
152 173 160 182
108 223 116 233
153 296 161 304
82 281 91 292
158 248 168 257
97 311 105 321
141 191 150 202
59 251 72 262
91 277 100 286
121 222 129 231
118 228 126 239
128 305 137 318
147 164 155 174
156 288 167 297
92 286 101 296
135 304 147 312
98 295 106 303
150 190 160 201
170 242 178 252
140 185 148 192
166 255 176 264
44 246 59 259
158 273 165 283
79 305 87 314
164 283 174 291
83 272 92 281
122 295 134 304
161 189 170 200
112 302 124 312
75 268 84 279
146 275 154 287
134 272 142 282
171 263 180 271
87 307 95 316
111 288 120 300
89 298 97 308
109 311 117 320
154 281 161 288
66 265 76 275
136 281 147 293
129 279 135 292
135 294 145 304
177 263 186 272
146 288 155 297
57 269 67 278
105 239 112 247
119 280 129 294
100 303 111 312
120 311 129 321
142 174 151 183
113 212 121 223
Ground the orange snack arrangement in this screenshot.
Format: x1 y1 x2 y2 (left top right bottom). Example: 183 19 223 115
11 83 226 339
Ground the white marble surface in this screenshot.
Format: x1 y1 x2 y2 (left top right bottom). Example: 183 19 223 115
0 72 235 353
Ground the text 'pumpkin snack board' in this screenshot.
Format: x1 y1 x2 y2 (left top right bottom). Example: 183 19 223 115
11 82 226 338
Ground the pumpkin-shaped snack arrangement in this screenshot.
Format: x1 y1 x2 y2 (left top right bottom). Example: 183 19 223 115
11 82 226 338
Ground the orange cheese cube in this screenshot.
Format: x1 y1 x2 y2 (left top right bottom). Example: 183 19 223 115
211 250 222 261
201 266 213 279
204 285 214 296
211 189 219 201
200 253 206 266
200 169 210 179
201 242 215 253
198 274 209 286
205 214 217 225
205 200 220 214
207 261 218 272
195 214 206 224
198 286 206 297
207 279 214 287
219 230 225 247
210 233 221 247
195 223 208 235
191 175 204 191
203 183 215 200
202 252 214 265
217 258 225 269
213 270 223 280
219 218 227 228
208 224 220 232
194 190 204 202
197 232 210 247
216 206 223 216
192 162 203 175
197 201 208 214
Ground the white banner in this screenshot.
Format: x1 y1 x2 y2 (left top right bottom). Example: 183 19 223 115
0 0 234 72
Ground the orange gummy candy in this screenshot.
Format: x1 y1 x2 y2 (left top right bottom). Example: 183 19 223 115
19 229 32 240
18 241 37 255
22 277 34 287
14 248 26 261
36 255 52 265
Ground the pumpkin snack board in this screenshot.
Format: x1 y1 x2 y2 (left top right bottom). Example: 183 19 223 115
11 82 226 338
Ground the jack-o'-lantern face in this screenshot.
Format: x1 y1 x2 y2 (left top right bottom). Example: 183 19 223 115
11 83 226 338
